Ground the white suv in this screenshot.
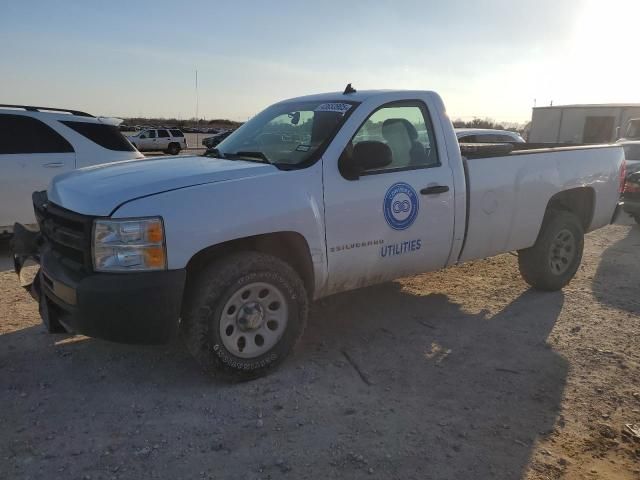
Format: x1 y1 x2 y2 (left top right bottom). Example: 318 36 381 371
0 104 144 234
126 128 187 155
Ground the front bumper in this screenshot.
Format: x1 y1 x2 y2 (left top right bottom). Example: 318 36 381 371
38 245 186 344
39 246 186 344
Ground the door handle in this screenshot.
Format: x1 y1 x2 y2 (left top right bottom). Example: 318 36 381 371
420 185 449 195
43 162 64 168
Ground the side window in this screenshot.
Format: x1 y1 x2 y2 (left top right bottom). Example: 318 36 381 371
0 114 74 154
476 134 498 142
497 134 517 142
169 129 184 137
350 103 438 173
157 129 170 138
458 135 476 143
60 121 136 151
147 130 157 139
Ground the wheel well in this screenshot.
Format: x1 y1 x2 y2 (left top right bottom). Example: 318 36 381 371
185 232 315 296
545 187 595 230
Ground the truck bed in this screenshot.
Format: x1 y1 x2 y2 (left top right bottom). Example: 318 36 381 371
457 143 623 263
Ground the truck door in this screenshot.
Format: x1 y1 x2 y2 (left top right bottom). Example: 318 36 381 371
0 114 75 226
157 129 171 150
322 100 455 293
139 129 157 150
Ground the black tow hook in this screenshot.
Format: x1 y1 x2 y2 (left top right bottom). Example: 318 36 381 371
11 223 42 298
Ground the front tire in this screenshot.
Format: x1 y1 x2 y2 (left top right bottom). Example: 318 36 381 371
181 252 308 381
518 210 584 291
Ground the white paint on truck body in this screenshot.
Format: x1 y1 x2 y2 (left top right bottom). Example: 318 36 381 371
46 90 624 300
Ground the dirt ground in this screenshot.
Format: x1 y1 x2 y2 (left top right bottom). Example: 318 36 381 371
1 219 639 480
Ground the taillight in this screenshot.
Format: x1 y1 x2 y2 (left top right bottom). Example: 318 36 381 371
619 160 627 194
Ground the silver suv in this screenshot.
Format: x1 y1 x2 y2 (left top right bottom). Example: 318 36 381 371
127 128 187 155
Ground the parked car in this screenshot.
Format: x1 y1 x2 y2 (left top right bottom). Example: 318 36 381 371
202 130 233 149
13 89 624 380
623 169 640 224
456 128 525 143
617 140 640 170
0 104 143 234
127 128 186 154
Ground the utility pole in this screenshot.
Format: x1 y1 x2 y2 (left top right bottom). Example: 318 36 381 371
195 69 199 148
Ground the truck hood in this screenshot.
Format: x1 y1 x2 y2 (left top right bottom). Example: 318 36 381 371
48 155 275 216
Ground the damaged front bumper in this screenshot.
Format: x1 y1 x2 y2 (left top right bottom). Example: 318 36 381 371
11 222 42 299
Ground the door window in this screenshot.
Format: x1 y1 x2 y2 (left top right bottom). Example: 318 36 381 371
145 130 157 139
157 129 170 138
0 114 74 154
347 102 438 174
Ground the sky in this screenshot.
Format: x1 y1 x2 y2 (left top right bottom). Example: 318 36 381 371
0 0 634 123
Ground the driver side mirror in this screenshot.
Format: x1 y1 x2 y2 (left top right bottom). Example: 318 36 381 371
339 141 392 180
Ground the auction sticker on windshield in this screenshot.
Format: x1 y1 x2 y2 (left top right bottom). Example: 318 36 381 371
315 103 353 115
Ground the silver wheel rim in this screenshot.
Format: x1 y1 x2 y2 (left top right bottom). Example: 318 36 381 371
219 282 288 359
549 228 576 275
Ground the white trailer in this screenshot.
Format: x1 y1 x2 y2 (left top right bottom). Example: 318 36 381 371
528 104 640 144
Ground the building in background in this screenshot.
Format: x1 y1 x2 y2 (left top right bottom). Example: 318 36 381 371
528 104 640 144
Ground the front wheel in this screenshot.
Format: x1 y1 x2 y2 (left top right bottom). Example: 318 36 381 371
181 252 308 381
518 210 584 291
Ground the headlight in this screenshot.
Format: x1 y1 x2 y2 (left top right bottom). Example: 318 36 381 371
92 217 166 272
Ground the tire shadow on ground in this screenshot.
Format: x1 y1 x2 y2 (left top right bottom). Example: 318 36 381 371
0 281 567 479
298 283 568 479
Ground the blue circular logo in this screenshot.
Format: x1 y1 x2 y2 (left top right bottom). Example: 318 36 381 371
383 182 419 230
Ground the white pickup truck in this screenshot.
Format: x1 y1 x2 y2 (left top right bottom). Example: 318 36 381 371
13 88 625 380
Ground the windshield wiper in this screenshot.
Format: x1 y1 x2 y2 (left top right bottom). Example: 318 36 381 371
227 151 272 164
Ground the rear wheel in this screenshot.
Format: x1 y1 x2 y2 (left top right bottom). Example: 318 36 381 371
167 143 181 155
181 252 308 381
518 210 584 291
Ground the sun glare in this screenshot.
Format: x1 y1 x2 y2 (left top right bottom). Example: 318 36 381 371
566 0 640 103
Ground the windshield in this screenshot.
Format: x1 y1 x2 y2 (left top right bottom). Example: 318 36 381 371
625 120 640 139
211 100 358 167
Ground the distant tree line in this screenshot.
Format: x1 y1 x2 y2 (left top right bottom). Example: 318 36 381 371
452 117 526 134
122 117 243 129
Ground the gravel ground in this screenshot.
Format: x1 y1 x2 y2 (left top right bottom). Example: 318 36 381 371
0 219 639 479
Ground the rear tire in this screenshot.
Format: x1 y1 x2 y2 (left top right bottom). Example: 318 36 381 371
167 143 181 155
518 210 584 291
181 252 308 381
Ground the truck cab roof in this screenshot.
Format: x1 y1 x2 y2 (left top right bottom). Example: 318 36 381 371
278 89 436 105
